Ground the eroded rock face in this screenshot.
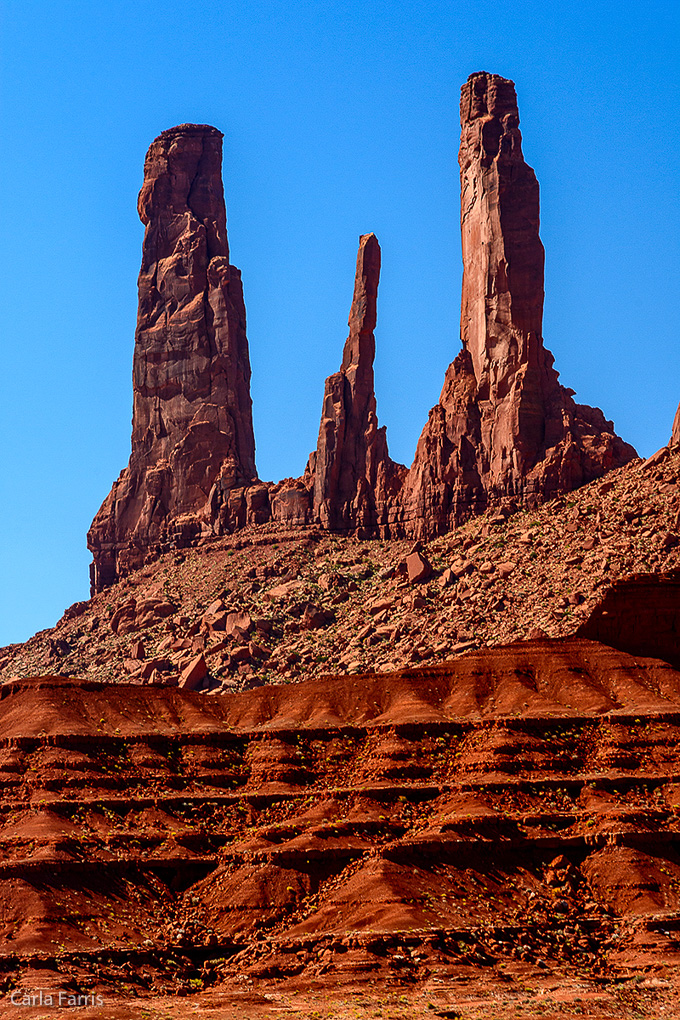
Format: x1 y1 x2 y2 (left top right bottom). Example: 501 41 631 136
395 72 636 536
311 234 406 534
88 77 637 575
296 233 405 535
88 125 260 591
5 644 680 1002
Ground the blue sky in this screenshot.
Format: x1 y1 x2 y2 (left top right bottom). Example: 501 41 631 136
1 0 679 645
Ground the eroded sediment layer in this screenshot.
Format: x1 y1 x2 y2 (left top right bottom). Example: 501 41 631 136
2 641 680 1002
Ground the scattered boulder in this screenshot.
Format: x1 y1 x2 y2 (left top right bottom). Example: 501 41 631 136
301 604 333 630
129 640 145 660
110 599 137 636
225 612 252 641
368 598 396 615
406 551 432 584
248 641 269 660
266 581 306 601
48 637 71 658
439 567 454 588
180 654 208 691
231 645 252 664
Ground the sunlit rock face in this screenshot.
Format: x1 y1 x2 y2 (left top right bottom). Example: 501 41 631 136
89 76 637 578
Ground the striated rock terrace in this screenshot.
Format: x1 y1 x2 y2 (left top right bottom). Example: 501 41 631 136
1 641 680 1016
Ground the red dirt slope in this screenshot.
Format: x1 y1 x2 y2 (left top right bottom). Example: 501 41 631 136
1 638 680 1017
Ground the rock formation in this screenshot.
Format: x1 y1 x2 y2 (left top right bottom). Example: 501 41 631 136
88 124 261 592
88 76 638 577
671 403 680 446
395 72 636 536
578 570 680 670
306 233 405 534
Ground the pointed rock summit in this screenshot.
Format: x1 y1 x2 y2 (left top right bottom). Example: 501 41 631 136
396 72 636 535
88 124 259 591
307 234 405 534
671 404 680 447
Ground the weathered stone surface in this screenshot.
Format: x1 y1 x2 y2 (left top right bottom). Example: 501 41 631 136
225 611 252 641
88 124 261 592
406 551 432 584
306 234 406 535
395 72 636 537
87 77 637 571
7 656 680 1008
268 477 312 526
301 603 333 630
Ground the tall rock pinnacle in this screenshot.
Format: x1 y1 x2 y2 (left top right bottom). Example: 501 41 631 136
87 76 636 580
307 234 405 534
459 71 546 465
397 72 636 534
88 125 258 591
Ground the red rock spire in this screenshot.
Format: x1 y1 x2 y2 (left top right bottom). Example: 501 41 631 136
396 72 636 535
309 234 405 534
671 404 680 446
88 124 258 591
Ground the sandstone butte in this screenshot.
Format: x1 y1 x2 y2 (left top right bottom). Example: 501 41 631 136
88 73 636 593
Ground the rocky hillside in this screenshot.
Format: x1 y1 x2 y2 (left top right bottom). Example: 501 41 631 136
3 444 679 693
1 66 676 1019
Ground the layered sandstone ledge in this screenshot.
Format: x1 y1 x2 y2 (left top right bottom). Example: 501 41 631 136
0 646 680 1011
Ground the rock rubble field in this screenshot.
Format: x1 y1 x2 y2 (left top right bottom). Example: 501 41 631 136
4 445 680 691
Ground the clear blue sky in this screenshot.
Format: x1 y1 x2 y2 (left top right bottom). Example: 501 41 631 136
1 0 679 646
